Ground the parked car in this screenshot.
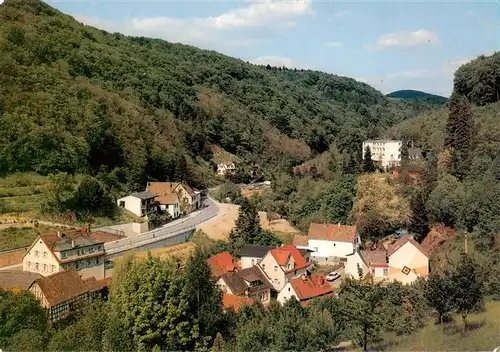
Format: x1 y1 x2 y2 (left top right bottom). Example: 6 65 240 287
326 271 341 282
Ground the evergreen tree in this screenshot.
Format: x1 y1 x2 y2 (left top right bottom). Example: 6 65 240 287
409 190 430 242
229 198 262 245
444 93 474 180
424 271 453 324
362 146 376 173
450 253 483 329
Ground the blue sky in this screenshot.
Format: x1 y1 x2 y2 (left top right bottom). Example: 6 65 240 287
39 1 500 96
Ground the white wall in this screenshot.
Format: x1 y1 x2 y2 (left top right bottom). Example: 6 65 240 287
117 196 142 217
23 239 61 276
388 242 429 284
259 254 286 291
240 256 263 269
277 282 298 305
362 140 402 169
309 239 355 262
345 252 368 279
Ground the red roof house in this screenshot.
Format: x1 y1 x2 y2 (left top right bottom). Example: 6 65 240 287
207 251 240 278
277 274 334 306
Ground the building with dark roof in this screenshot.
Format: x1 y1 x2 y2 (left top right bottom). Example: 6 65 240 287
217 266 271 305
239 244 276 269
117 191 157 217
0 271 42 293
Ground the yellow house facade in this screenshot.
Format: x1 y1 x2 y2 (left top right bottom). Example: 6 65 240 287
387 235 429 284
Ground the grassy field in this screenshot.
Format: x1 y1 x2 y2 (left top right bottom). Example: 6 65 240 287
0 172 135 229
0 224 63 251
373 300 500 351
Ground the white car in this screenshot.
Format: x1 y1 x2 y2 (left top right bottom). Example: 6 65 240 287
326 271 341 282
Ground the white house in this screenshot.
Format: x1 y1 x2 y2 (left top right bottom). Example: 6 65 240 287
258 244 309 291
217 161 236 176
117 191 157 217
155 193 180 219
277 274 334 306
345 248 388 281
307 223 361 264
387 235 429 284
362 139 402 170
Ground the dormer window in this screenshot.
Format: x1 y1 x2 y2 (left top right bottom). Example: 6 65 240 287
61 252 67 259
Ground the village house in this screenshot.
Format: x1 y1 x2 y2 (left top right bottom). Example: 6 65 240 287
116 191 157 217
217 266 271 305
28 269 106 323
155 193 181 219
207 251 240 279
258 244 309 291
222 293 254 312
277 274 334 306
0 271 41 294
22 229 119 280
146 182 201 212
387 235 429 284
362 139 402 170
217 161 237 176
345 247 388 281
345 235 429 284
239 244 276 269
307 223 361 264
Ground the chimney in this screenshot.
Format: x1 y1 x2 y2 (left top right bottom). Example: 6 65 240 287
338 222 341 227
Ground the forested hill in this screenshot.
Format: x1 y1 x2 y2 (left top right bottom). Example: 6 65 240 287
387 90 448 105
0 0 432 189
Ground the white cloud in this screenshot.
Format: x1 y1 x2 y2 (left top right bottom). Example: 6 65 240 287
332 10 351 18
386 69 429 79
72 0 313 52
368 29 439 50
326 41 344 48
250 55 311 69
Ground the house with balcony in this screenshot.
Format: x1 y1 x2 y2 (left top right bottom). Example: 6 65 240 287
306 223 361 264
217 266 271 305
146 182 201 212
117 191 157 217
22 229 109 280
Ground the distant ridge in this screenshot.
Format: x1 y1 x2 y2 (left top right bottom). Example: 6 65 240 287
387 90 448 105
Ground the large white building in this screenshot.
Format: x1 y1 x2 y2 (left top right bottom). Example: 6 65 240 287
362 139 402 170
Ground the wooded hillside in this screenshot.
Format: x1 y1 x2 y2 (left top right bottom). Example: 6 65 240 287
0 0 432 190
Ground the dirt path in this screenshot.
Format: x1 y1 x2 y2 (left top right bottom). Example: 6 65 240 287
197 202 299 240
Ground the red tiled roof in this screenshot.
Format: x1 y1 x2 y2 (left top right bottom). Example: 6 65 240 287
155 194 179 205
223 293 254 312
31 270 102 306
290 275 334 301
308 223 357 242
270 248 290 266
207 251 240 278
387 235 429 258
292 235 309 247
360 248 387 267
147 182 180 196
88 230 122 243
278 244 308 272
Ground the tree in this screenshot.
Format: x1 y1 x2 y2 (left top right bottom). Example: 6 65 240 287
450 253 483 329
339 278 385 351
424 271 454 324
7 329 46 352
426 173 465 226
42 172 76 212
0 291 48 348
110 256 199 350
362 146 376 173
74 175 116 217
444 93 474 180
182 248 224 349
229 198 262 246
408 190 430 242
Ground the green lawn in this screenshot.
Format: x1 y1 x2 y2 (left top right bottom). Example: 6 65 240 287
373 300 500 351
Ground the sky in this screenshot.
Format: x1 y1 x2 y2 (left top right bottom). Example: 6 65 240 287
11 0 500 96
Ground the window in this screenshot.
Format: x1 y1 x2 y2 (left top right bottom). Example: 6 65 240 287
61 252 67 259
35 250 39 257
251 259 255 266
28 261 32 269
333 243 336 246
43 251 47 258
51 265 55 273
35 263 39 271
43 264 47 272
314 247 318 252
288 287 291 292
383 268 388 277
89 247 95 254
98 245 103 251
274 266 278 272
261 264 265 270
